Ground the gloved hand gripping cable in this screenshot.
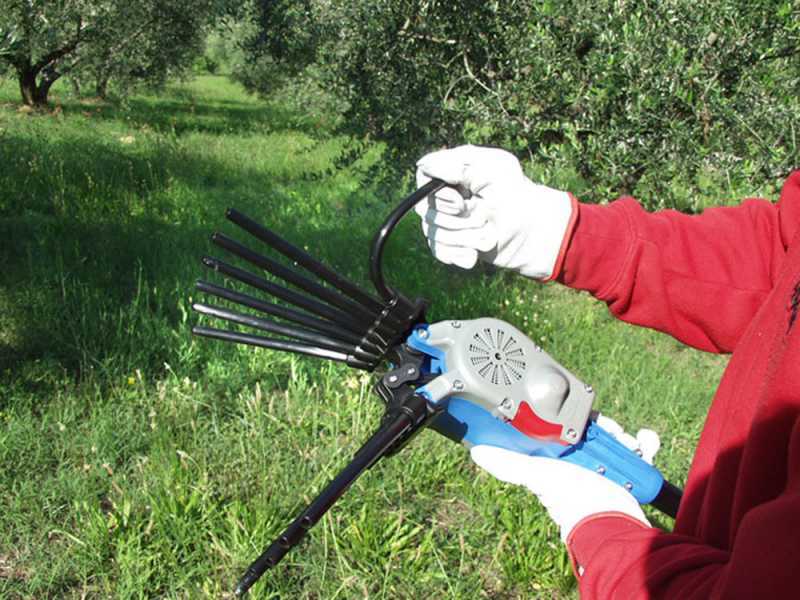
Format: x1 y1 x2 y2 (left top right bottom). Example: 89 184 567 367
191 179 682 596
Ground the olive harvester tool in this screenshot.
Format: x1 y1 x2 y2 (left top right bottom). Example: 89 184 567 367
191 179 683 596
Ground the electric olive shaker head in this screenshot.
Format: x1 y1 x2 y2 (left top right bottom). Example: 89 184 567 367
414 318 595 445
189 179 680 597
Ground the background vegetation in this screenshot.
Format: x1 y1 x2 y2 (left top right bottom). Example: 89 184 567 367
0 1 243 106
236 0 800 210
1 1 796 597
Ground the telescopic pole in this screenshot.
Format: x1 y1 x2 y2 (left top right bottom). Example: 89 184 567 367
234 395 430 596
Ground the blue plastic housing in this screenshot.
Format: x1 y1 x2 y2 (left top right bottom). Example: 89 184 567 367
408 325 664 505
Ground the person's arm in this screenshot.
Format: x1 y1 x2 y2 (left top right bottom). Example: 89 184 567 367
416 146 799 354
568 487 800 598
472 439 800 600
557 195 789 353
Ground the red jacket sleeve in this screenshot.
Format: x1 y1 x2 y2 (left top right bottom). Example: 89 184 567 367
556 195 788 353
566 480 800 598
557 172 800 597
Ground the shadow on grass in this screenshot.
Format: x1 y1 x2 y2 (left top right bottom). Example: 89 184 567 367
1 216 205 378
61 92 328 138
0 130 176 217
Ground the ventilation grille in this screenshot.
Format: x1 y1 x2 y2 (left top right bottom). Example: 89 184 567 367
468 327 527 386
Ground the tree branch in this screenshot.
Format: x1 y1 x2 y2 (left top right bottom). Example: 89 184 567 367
63 14 158 74
31 16 84 72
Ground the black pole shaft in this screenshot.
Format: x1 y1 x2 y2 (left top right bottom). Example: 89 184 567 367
226 208 386 314
651 480 682 519
195 280 364 345
369 179 446 301
192 326 373 370
234 410 416 596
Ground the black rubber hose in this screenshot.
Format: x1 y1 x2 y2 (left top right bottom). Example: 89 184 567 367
369 178 446 301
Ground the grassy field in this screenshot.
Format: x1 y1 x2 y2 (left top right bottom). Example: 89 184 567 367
0 75 728 598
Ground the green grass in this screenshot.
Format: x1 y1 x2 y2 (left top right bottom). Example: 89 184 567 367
0 75 726 598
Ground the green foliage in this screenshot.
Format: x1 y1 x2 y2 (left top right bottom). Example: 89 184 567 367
229 0 322 97
73 1 212 98
237 0 799 210
196 29 247 75
0 74 726 598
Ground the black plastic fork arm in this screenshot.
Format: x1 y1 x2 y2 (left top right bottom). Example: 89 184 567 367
201 256 369 333
195 280 364 345
192 326 374 370
211 232 387 325
226 208 387 314
234 391 434 596
192 302 379 360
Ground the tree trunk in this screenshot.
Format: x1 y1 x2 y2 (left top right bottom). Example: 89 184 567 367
18 68 38 106
36 67 60 105
95 75 109 99
17 65 61 107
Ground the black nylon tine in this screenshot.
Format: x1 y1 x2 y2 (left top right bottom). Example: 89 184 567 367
192 302 380 360
195 280 363 346
201 256 368 334
211 232 382 323
225 208 385 313
192 325 374 370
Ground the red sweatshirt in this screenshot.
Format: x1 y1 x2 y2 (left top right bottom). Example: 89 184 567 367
556 171 800 598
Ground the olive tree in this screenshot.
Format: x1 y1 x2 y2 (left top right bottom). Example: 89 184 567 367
0 0 238 106
236 0 800 210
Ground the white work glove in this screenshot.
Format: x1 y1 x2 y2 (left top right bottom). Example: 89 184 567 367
471 416 660 542
415 145 575 280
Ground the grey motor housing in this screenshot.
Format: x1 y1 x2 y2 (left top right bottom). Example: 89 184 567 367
420 318 595 444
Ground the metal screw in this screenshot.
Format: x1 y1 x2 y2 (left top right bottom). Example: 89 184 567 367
418 329 428 339
584 384 593 394
624 482 633 491
535 345 543 352
406 367 416 376
566 428 577 439
450 321 461 328
596 466 606 475
635 448 643 457
501 397 513 410
388 375 398 383
452 380 464 391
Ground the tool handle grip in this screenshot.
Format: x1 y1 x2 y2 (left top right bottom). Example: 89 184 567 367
369 178 446 300
431 403 681 516
560 420 666 505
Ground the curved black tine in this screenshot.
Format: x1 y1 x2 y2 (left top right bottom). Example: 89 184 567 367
226 208 385 313
195 280 363 345
201 256 368 334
